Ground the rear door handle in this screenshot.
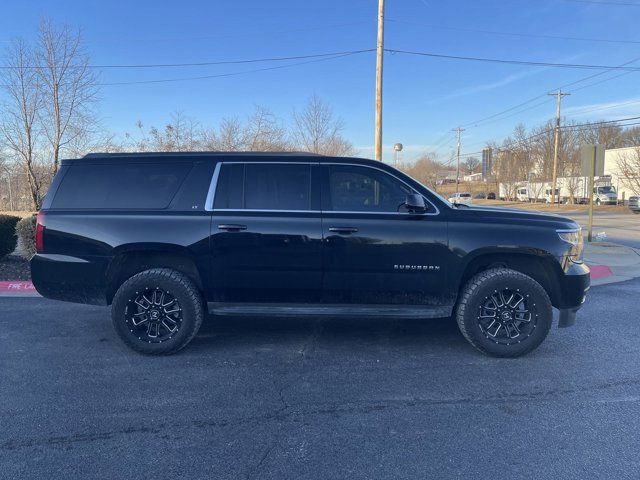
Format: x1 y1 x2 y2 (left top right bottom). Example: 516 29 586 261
328 226 358 234
218 224 247 231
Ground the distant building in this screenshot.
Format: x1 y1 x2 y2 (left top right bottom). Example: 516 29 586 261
605 146 640 202
463 172 483 182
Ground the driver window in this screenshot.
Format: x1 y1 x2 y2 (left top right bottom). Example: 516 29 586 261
328 165 414 212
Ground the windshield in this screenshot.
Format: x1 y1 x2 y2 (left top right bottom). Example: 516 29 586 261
598 186 616 194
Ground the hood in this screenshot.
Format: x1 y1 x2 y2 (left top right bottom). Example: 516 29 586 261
453 204 578 229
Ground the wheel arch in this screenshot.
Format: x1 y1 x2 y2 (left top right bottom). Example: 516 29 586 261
457 248 563 307
105 245 205 304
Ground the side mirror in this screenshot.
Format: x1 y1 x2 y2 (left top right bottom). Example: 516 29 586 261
404 193 427 213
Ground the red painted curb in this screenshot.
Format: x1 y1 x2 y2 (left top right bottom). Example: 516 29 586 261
0 281 38 294
587 265 614 280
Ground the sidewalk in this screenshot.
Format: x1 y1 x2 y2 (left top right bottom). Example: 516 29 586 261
583 241 640 286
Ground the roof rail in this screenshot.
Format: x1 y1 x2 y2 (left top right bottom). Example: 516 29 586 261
82 151 325 158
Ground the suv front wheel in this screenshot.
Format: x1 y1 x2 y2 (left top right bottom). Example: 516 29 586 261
111 268 204 355
455 268 552 357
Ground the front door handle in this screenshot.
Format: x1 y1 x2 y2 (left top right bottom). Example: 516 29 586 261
328 226 358 234
218 224 247 231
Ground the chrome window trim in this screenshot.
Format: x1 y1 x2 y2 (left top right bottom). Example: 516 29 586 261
220 161 316 165
215 209 321 213
204 160 441 216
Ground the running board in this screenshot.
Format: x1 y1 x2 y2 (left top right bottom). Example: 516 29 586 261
207 302 453 319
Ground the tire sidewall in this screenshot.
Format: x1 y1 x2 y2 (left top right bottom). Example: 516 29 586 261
459 271 552 357
112 271 201 354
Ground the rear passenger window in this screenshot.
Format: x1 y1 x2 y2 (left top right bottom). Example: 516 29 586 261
214 163 311 211
52 163 191 209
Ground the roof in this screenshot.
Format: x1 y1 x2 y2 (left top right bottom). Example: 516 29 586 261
61 151 386 168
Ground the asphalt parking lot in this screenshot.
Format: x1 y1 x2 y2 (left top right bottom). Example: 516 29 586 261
2 279 640 479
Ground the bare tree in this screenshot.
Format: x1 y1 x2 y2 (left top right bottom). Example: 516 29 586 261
37 18 98 173
462 156 480 174
0 39 44 209
399 154 441 188
205 117 244 151
244 107 290 151
130 113 203 151
292 95 354 156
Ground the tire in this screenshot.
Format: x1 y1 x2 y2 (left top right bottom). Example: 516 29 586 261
596 199 601 206
455 268 552 357
111 268 204 355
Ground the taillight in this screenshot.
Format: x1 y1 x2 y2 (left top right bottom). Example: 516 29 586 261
35 212 45 253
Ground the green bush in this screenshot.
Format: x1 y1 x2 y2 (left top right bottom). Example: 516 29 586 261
0 214 20 259
15 215 37 260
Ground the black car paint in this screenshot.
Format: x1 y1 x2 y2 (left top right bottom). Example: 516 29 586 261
31 153 590 322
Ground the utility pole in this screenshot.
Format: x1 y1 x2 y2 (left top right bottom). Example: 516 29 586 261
374 0 385 161
454 127 464 193
548 89 570 205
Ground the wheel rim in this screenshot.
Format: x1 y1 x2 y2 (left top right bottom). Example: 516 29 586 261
477 288 537 345
124 287 183 343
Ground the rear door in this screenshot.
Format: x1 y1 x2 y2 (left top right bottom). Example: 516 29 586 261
208 161 323 303
320 163 452 307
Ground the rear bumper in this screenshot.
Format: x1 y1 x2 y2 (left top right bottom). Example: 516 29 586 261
556 261 590 328
30 254 108 305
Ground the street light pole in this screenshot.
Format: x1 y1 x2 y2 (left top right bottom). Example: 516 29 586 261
374 0 385 161
454 127 464 194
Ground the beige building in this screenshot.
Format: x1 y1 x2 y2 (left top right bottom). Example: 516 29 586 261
605 146 640 202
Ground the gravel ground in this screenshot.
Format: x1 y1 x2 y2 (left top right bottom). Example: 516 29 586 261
0 255 30 280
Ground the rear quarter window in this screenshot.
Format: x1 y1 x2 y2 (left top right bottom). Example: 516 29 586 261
51 163 192 209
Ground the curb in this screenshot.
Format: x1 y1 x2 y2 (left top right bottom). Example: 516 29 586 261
0 281 40 297
588 265 614 281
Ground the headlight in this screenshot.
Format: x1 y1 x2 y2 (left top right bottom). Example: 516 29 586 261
557 228 583 260
557 229 581 245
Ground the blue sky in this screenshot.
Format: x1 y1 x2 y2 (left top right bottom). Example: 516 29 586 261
1 0 639 162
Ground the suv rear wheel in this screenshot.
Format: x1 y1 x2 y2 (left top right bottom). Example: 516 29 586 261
111 268 204 355
455 268 552 357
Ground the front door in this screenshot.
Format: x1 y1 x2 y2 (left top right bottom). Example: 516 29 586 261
320 163 452 307
209 161 323 303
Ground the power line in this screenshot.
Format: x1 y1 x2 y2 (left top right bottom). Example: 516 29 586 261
562 0 640 5
387 18 640 45
565 97 640 116
386 48 640 71
458 55 640 129
0 21 375 45
0 49 376 70
6 47 640 72
562 115 640 128
460 116 640 157
100 52 367 86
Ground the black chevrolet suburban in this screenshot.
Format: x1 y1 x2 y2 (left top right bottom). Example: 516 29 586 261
31 152 590 357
